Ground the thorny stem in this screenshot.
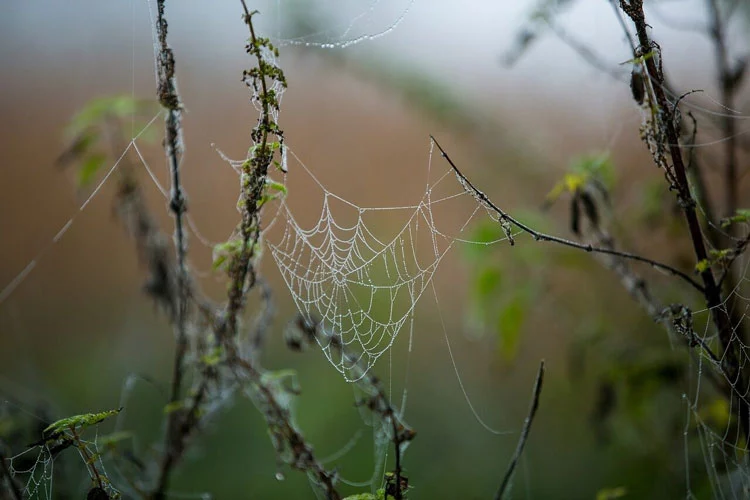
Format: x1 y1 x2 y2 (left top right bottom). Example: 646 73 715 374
618 0 750 447
153 0 190 497
495 361 545 500
429 136 705 293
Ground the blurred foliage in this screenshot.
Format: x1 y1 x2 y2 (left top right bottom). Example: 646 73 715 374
503 0 576 67
57 96 159 188
463 211 552 361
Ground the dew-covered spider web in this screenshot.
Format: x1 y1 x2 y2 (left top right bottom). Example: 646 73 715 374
3 0 750 498
265 148 492 380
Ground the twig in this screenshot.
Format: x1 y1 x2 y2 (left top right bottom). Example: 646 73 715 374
429 136 705 293
494 360 545 500
546 21 625 81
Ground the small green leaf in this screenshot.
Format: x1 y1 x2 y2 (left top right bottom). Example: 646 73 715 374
77 153 106 187
596 486 627 500
200 347 224 366
98 431 133 449
44 408 122 436
265 178 288 195
720 208 750 228
474 267 503 300
695 259 710 273
497 296 527 361
163 401 184 415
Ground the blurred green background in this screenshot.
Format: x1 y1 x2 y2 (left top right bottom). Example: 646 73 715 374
1 1 748 498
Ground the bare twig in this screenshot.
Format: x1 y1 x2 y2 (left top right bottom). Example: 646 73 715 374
494 360 545 500
547 21 625 81
430 136 706 293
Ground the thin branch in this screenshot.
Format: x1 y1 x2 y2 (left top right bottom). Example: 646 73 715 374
547 21 625 81
430 136 706 293
494 360 545 500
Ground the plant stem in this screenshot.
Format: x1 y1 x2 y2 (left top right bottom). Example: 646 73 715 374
619 0 749 446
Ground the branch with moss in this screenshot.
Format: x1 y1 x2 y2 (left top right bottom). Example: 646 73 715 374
222 1 287 339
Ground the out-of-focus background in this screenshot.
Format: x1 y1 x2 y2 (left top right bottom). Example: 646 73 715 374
1 1 749 498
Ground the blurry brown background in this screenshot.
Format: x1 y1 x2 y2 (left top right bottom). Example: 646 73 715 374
0 0 748 498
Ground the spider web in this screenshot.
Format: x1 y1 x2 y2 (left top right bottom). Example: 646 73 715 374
4 0 750 498
3 420 121 500
263 145 497 381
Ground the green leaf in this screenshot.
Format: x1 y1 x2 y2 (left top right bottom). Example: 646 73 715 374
695 259 710 273
596 486 627 500
44 408 122 436
163 401 184 415
474 267 503 300
98 431 134 449
200 347 224 366
265 178 288 195
68 96 141 137
77 153 106 187
497 296 528 361
212 238 248 271
572 152 614 189
720 208 750 228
